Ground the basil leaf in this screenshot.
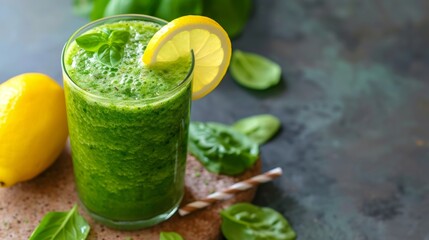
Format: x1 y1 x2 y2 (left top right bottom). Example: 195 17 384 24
90 0 109 20
97 43 124 67
76 33 108 52
29 204 90 240
101 28 112 37
203 0 252 38
160 232 184 240
109 30 130 45
188 122 259 176
76 30 129 67
230 50 282 90
221 203 296 240
233 114 281 145
155 0 203 21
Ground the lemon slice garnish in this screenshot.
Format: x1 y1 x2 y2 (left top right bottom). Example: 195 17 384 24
143 15 232 100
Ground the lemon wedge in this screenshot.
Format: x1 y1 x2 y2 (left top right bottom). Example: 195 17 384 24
143 15 232 100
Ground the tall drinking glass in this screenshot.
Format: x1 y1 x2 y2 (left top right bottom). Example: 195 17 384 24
61 15 193 230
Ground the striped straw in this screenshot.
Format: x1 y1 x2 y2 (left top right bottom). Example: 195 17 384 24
178 167 283 216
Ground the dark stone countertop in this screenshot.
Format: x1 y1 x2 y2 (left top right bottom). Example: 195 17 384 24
1 0 429 239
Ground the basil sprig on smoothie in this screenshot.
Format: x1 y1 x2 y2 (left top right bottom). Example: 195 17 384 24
75 29 130 67
188 122 259 175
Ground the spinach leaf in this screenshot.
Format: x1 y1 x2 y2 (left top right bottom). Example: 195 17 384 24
233 114 281 145
188 122 259 176
29 204 90 240
221 203 296 240
202 0 252 38
160 232 184 240
155 0 203 21
230 50 282 90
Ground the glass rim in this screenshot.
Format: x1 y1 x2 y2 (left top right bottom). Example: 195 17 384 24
61 14 194 104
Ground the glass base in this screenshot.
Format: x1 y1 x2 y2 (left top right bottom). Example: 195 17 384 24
80 197 182 230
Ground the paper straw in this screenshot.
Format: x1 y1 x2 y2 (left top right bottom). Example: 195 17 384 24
178 167 283 216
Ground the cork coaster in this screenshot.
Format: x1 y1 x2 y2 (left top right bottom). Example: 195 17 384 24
0 145 261 240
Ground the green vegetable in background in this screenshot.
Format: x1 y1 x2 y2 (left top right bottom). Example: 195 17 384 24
230 50 282 90
90 0 110 20
233 114 281 145
75 30 130 67
102 0 158 17
72 0 252 38
155 0 203 21
188 122 259 175
104 0 138 16
73 0 93 16
202 0 252 38
160 231 184 240
221 203 296 240
29 205 90 240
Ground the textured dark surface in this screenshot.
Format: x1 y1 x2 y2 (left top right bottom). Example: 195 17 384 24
1 0 429 239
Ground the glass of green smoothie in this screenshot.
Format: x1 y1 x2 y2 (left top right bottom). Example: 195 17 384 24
61 15 193 230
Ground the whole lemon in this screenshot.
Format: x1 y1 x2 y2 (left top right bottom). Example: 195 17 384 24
0 73 68 187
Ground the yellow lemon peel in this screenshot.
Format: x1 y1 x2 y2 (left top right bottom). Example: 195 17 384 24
143 15 232 100
0 73 68 187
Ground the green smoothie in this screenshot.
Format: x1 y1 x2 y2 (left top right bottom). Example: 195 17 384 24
62 15 193 229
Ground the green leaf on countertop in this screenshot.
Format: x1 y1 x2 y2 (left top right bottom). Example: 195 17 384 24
76 32 108 52
233 114 281 145
155 0 203 21
29 204 90 240
230 50 282 90
188 122 259 176
202 0 252 38
160 231 184 240
221 203 296 240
